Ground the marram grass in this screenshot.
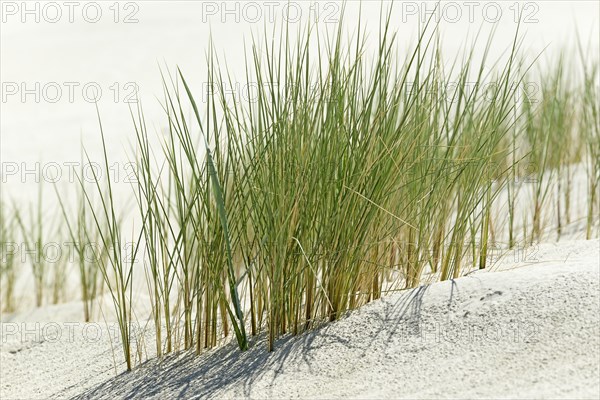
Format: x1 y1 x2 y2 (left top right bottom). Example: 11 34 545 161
1 5 598 371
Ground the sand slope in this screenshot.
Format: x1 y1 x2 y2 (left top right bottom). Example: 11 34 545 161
3 239 597 399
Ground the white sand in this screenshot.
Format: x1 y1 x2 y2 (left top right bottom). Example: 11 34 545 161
2 238 598 399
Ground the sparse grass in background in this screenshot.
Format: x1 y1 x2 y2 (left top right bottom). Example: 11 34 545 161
0 200 18 313
522 58 578 243
578 53 600 240
13 185 48 307
55 160 105 322
49 222 69 305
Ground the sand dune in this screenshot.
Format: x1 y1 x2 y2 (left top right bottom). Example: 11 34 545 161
2 239 598 399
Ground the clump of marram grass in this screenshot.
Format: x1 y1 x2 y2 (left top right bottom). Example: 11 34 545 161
13 185 50 307
49 222 69 305
576 49 600 240
521 57 582 243
0 200 18 313
55 161 105 322
3 192 70 311
127 7 536 356
5 3 598 371
76 106 145 370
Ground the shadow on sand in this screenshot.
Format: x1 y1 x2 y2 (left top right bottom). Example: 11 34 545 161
72 281 461 399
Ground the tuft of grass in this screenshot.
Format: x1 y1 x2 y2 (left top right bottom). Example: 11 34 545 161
0 200 18 313
79 105 145 371
54 159 104 322
14 185 47 307
143 6 533 353
576 46 600 240
522 57 580 243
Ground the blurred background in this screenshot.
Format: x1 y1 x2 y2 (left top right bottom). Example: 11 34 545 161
1 0 599 205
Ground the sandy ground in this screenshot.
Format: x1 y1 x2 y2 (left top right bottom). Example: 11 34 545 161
1 238 599 399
